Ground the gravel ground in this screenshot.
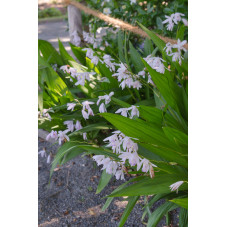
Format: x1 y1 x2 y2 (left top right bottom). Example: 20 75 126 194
38 138 179 227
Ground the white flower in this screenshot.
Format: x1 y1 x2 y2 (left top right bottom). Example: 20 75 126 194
170 51 183 65
82 101 94 120
97 91 114 105
130 0 136 4
104 160 118 175
182 18 188 26
104 132 123 153
138 70 145 78
60 65 71 73
173 39 187 52
115 108 129 117
83 132 87 140
118 151 140 167
122 136 138 152
43 109 52 120
64 120 74 132
71 30 81 46
74 72 94 86
132 80 142 90
58 130 70 145
67 103 76 111
128 105 139 118
75 120 83 131
99 103 107 113
91 56 99 65
137 159 157 173
82 100 94 109
148 75 155 85
101 0 110 6
128 152 141 166
115 168 125 180
82 48 94 59
102 55 116 72
143 56 166 74
173 13 185 24
103 8 111 15
113 63 142 89
47 154 51 164
38 148 46 158
46 130 58 141
82 109 89 120
162 14 175 31
93 155 105 165
164 42 173 55
169 181 184 193
99 77 110 83
83 31 95 44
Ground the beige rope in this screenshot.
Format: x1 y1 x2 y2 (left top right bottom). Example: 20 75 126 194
64 0 188 50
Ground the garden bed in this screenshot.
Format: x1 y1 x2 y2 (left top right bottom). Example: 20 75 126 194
38 138 179 226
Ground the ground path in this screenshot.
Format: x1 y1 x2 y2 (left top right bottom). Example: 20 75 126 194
38 20 72 55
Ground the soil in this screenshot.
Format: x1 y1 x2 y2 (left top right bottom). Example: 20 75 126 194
38 138 179 227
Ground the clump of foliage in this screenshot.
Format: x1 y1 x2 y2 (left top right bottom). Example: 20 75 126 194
38 7 62 19
38 9 188 227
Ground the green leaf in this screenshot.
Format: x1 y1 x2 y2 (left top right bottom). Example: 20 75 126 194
58 39 75 64
69 43 86 66
100 113 173 147
108 174 188 197
111 97 131 108
69 123 113 137
102 197 114 212
163 127 188 154
38 39 64 65
96 170 112 194
118 196 140 227
144 38 154 56
176 25 186 41
129 41 144 72
50 142 84 178
138 106 163 126
102 176 146 212
170 197 188 209
156 17 163 30
118 31 125 63
147 202 178 227
179 207 188 227
76 145 120 160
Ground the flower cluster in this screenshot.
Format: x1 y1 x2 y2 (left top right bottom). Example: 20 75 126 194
93 131 157 180
83 31 103 49
143 56 166 74
162 12 188 31
97 91 114 113
38 148 52 164
38 109 52 121
45 129 69 145
82 101 94 120
164 39 187 65
71 30 81 46
60 65 95 86
113 63 142 90
102 54 116 72
115 105 139 119
82 48 100 66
